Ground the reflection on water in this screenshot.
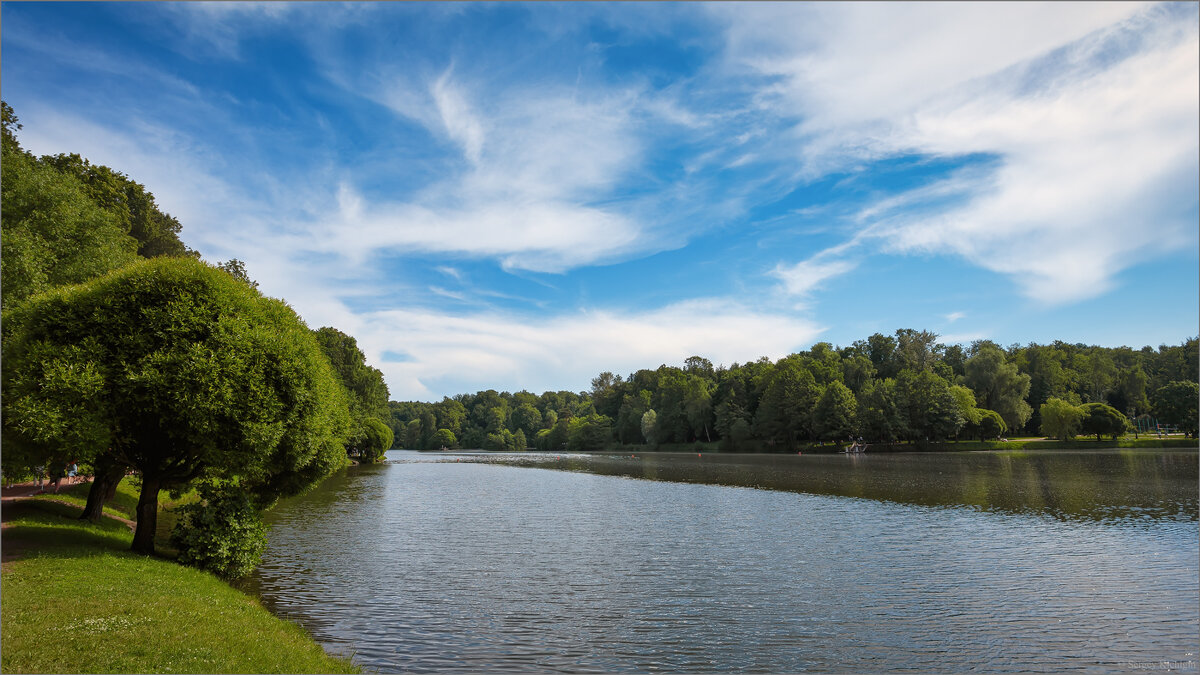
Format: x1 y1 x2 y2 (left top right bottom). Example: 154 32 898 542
474 448 1199 523
247 450 1198 673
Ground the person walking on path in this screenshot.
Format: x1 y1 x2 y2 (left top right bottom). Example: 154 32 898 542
48 464 66 494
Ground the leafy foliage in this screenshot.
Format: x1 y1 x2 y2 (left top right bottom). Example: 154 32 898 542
1 131 139 307
433 428 457 448
170 482 268 579
812 381 857 442
1 102 199 310
312 326 391 462
387 329 1198 450
1040 398 1084 440
2 258 352 553
1079 402 1129 442
964 345 1032 432
1152 381 1199 437
976 409 1007 440
641 409 658 445
217 258 260 290
42 153 195 259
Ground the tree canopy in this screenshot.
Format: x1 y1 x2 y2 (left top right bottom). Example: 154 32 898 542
387 330 1198 451
2 258 352 553
1039 398 1084 441
1152 381 1199 437
1 102 196 310
1 119 139 307
1079 402 1129 442
312 326 391 462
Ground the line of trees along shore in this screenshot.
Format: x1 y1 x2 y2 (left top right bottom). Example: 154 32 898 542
1 102 389 575
390 332 1198 453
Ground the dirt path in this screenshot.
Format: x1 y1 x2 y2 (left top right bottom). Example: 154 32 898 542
1 478 90 502
1 479 135 535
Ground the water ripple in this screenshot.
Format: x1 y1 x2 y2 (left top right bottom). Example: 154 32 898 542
248 452 1199 673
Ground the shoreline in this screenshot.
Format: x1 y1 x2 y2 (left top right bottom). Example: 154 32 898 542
0 483 358 674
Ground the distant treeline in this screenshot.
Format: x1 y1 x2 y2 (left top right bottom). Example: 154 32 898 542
389 330 1199 451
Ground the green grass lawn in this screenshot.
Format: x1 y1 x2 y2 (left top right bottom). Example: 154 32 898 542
1 499 357 674
32 478 138 518
30 477 195 553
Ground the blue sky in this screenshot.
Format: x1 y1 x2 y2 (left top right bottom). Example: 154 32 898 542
3 2 1197 401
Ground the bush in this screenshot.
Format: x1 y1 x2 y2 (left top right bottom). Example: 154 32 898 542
169 482 267 579
1079 402 1129 442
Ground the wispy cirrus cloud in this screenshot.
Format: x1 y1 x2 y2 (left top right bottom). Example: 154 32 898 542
731 3 1198 305
772 256 858 299
293 64 652 273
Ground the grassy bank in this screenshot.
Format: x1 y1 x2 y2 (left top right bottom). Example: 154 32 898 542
29 479 191 554
1 491 357 674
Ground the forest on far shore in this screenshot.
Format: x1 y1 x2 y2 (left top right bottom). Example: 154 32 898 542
388 331 1199 452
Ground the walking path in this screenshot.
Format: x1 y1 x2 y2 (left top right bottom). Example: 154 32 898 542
1 478 136 537
2 477 93 503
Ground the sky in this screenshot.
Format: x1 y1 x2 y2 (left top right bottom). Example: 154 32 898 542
2 2 1197 402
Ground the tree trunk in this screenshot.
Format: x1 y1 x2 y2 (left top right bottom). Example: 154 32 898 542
131 475 161 555
79 461 125 523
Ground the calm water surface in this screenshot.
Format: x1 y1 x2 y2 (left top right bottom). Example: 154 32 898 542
247 449 1198 673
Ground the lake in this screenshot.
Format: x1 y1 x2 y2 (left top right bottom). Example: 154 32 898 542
244 449 1198 673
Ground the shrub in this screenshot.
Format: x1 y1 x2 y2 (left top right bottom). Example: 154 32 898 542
170 482 267 579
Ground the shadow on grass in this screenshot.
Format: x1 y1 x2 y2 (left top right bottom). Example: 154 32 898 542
29 479 142 521
4 499 187 567
3 501 132 559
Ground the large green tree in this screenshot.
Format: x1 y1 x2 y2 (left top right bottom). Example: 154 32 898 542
1040 398 1084 441
812 380 858 442
683 374 715 442
616 390 653 444
755 357 821 449
42 152 194 259
1152 381 1199 437
857 378 907 442
567 414 612 452
964 345 1032 432
2 258 352 554
355 418 394 463
1079 402 1128 442
1 119 139 307
895 369 963 442
312 326 391 461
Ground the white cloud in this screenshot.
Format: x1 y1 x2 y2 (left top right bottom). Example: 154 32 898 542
772 256 857 297
717 2 1145 151
944 312 966 324
304 186 642 273
724 3 1199 305
356 299 825 400
870 22 1199 303
153 2 301 60
300 70 652 273
431 69 486 165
